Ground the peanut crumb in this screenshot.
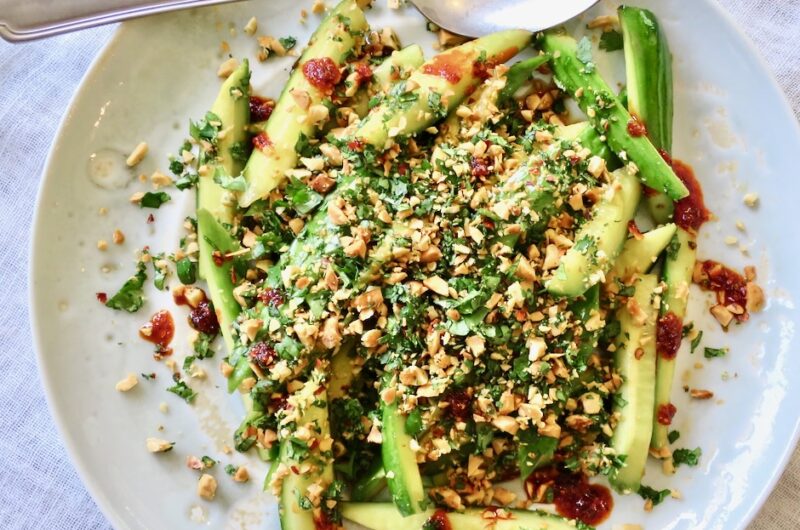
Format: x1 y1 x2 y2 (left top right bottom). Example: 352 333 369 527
115 373 138 392
197 474 217 500
112 229 125 245
146 437 174 453
97 240 108 251
743 193 759 208
233 466 250 483
243 17 258 36
126 142 148 167
217 57 238 78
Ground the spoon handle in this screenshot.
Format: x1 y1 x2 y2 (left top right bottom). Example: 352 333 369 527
0 0 242 42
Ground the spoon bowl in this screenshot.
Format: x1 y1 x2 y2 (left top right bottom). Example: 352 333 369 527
409 0 600 38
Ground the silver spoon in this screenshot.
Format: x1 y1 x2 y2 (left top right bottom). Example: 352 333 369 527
0 0 241 42
409 0 600 38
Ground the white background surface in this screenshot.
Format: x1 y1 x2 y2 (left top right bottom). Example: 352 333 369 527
0 1 798 529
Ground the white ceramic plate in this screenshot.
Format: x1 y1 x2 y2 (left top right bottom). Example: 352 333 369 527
30 0 800 529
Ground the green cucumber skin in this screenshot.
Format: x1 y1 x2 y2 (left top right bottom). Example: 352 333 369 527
498 54 551 105
198 60 250 279
356 29 531 149
546 168 642 298
607 223 677 284
196 208 241 355
351 461 388 502
540 33 687 201
652 227 696 450
381 401 426 516
618 6 676 223
279 384 334 530
341 503 592 530
610 273 659 493
239 0 368 206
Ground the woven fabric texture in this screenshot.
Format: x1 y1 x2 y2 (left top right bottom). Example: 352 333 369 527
0 1 797 528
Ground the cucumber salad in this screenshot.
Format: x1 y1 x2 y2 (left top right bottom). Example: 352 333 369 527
105 1 765 528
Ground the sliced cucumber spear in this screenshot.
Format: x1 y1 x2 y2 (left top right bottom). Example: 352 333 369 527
539 32 687 201
651 228 696 453
350 45 425 118
276 375 334 530
196 208 241 354
354 29 531 149
606 223 677 286
239 0 368 207
619 6 675 224
381 398 426 516
497 54 550 106
197 59 250 280
546 167 641 298
351 460 388 502
610 273 659 493
342 503 591 530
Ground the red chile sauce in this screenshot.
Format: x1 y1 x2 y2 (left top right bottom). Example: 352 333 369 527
96 292 108 304
189 300 220 335
354 62 373 85
696 260 748 313
302 57 342 92
249 95 275 122
672 159 710 231
140 310 175 349
525 467 613 526
627 116 648 137
252 131 272 151
422 49 470 84
314 512 337 530
657 403 678 426
424 510 453 530
472 47 520 80
656 312 683 360
643 152 711 233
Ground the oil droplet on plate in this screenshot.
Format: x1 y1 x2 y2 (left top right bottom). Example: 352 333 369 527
88 149 132 190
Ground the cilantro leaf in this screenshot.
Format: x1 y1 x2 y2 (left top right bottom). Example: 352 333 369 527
167 377 197 403
106 262 147 312
668 430 681 444
673 447 701 467
213 167 247 191
638 484 671 506
279 36 297 51
517 430 558 479
599 30 624 52
704 346 727 359
139 191 171 209
690 331 703 353
286 177 323 215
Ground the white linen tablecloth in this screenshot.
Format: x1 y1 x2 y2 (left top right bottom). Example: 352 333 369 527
0 1 797 528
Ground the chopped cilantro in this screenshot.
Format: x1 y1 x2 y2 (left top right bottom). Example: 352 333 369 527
703 346 727 359
638 484 671 506
279 36 297 51
517 430 558 479
668 430 681 444
106 261 147 312
139 191 171 209
690 331 703 353
167 377 197 403
225 464 238 475
213 167 247 191
599 30 624 52
285 177 323 215
201 456 216 469
672 447 701 467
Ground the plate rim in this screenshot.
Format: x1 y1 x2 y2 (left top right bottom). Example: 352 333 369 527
27 2 800 529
